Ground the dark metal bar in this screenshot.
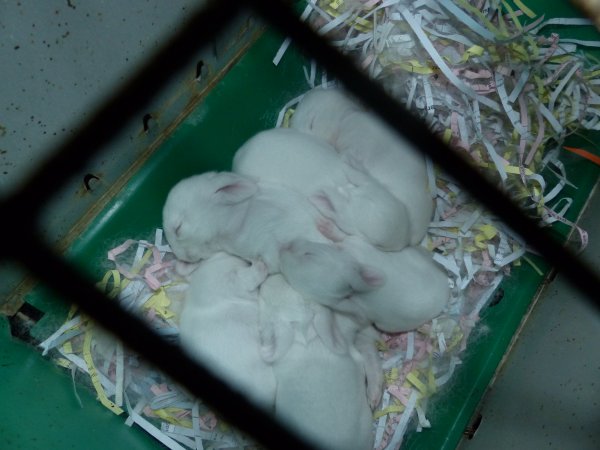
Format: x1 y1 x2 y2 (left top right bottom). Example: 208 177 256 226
0 3 320 444
245 0 600 309
5 234 316 450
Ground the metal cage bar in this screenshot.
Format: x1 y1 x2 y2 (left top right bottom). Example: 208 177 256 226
1 1 599 449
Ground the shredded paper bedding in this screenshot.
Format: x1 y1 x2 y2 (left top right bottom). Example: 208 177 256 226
39 1 600 449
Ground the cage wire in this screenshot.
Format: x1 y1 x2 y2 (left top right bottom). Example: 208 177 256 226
1 0 600 449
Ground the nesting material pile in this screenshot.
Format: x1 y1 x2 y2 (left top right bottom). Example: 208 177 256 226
38 1 600 449
279 0 600 245
272 0 600 446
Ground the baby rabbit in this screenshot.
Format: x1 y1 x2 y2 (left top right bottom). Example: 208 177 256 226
258 274 377 450
290 87 434 245
279 237 450 333
162 171 333 271
277 239 386 308
232 127 411 251
289 87 360 145
336 111 434 245
163 171 256 263
178 252 276 411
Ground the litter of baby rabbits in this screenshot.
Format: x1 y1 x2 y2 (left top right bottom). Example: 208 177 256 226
37 1 600 449
36 91 540 450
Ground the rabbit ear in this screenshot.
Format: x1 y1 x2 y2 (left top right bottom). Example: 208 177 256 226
258 323 278 363
351 265 386 292
257 287 295 363
310 191 337 216
259 321 294 363
308 191 347 242
312 188 357 228
341 157 370 185
313 307 349 355
213 175 258 205
311 191 349 239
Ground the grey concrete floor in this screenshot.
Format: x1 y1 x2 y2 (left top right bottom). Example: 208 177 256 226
457 185 600 450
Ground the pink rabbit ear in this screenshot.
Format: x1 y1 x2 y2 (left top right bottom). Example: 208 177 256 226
310 191 337 214
259 321 295 363
316 218 347 243
213 176 258 205
258 324 278 363
313 308 348 355
351 265 385 292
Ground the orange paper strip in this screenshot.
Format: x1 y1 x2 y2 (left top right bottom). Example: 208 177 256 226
563 146 600 166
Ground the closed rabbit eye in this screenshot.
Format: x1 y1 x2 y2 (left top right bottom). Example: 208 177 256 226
174 222 184 238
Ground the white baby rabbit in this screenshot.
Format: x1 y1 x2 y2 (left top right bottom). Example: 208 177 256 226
162 171 333 271
279 237 450 333
178 252 276 411
336 111 433 245
290 87 434 245
289 87 361 145
258 274 376 450
232 127 410 251
162 171 256 263
258 273 343 362
277 239 386 308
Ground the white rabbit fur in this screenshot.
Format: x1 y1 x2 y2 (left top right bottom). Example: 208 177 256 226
232 127 411 251
178 252 276 411
336 112 434 245
162 171 332 271
289 87 360 145
279 237 450 333
278 239 386 308
290 87 434 245
258 274 377 450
